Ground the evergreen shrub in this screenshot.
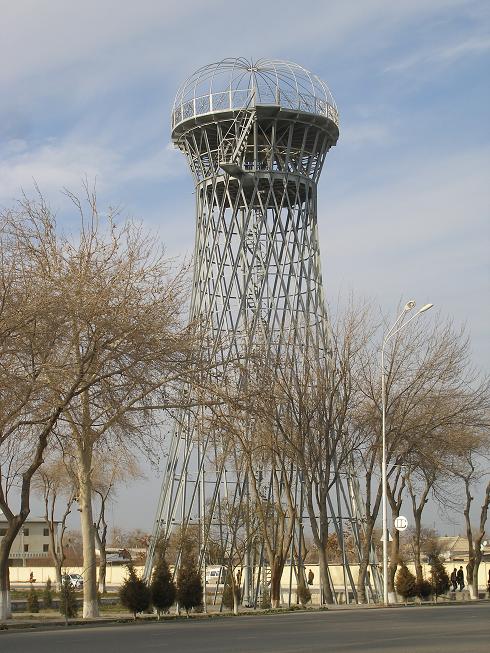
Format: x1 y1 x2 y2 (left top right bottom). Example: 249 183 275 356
59 576 78 619
395 565 417 600
150 555 176 618
430 556 450 598
176 555 203 615
119 565 151 619
27 586 40 613
43 577 53 609
416 579 432 599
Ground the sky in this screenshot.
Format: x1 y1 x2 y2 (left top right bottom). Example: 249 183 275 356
2 0 489 535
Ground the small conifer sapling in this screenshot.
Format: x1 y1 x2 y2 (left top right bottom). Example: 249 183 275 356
150 556 176 619
176 555 203 616
27 586 40 613
43 577 53 609
119 565 151 620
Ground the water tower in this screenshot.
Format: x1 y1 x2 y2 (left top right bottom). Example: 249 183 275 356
146 59 378 605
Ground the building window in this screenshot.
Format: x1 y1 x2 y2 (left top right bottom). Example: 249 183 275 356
0 529 6 536
43 528 49 537
24 544 29 552
23 528 29 536
43 544 49 553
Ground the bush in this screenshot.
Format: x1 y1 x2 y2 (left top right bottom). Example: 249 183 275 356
43 577 53 609
416 579 432 599
27 586 40 613
297 582 311 606
430 556 450 598
260 588 271 609
150 555 176 618
176 555 203 615
59 577 78 619
395 565 417 600
119 565 151 619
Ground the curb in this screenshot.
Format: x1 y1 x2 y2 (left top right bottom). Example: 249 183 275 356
1 599 488 633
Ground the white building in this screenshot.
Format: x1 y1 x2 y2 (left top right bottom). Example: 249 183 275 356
0 513 59 567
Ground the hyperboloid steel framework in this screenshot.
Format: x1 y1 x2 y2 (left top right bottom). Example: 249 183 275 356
145 58 381 605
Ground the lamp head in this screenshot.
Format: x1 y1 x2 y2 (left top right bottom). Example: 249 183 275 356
418 303 434 314
404 300 416 312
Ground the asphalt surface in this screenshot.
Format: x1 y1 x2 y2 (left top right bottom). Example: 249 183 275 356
0 604 488 653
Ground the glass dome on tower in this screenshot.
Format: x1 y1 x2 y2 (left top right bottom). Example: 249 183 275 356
172 58 339 129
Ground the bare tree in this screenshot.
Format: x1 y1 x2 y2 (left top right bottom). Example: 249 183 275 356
1 187 203 619
354 311 489 603
253 304 371 604
208 375 297 610
45 188 200 618
452 440 490 598
0 203 91 619
217 496 259 614
91 453 141 593
34 457 77 588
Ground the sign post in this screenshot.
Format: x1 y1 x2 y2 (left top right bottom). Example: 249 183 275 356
394 516 408 532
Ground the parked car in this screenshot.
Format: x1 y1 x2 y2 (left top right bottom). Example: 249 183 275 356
62 573 83 589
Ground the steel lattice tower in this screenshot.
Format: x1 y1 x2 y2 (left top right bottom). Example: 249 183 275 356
145 59 381 605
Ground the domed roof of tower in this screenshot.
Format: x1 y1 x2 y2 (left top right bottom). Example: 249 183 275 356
172 58 338 129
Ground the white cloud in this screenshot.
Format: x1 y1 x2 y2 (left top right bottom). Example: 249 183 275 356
0 136 184 205
1 0 472 92
318 145 490 365
341 121 393 148
385 35 490 73
321 146 489 259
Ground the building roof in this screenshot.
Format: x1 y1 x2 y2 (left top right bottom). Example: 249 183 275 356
0 512 59 524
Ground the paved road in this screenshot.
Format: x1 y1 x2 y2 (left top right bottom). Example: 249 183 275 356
1 604 488 653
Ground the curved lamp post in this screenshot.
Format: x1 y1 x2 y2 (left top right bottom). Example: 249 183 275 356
381 301 434 605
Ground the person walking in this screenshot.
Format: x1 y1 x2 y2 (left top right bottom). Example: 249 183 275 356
456 566 465 591
307 569 314 586
450 568 458 592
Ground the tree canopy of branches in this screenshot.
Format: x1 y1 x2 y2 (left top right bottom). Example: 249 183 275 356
354 310 489 602
0 186 202 619
34 456 77 588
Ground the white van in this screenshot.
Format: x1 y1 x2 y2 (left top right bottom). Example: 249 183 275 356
205 566 225 584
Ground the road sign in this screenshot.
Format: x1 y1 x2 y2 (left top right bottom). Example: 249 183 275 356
380 531 393 543
394 516 408 532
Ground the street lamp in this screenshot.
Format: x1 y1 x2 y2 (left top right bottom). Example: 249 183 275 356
381 301 433 605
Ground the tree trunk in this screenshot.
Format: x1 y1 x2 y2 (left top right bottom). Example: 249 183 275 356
0 517 24 620
470 480 490 600
98 548 107 595
0 544 11 620
77 445 99 618
413 513 423 583
94 527 107 594
304 483 333 604
388 539 399 603
270 557 283 608
317 546 334 604
49 528 63 589
463 478 476 599
232 583 239 615
387 508 400 602
357 519 375 604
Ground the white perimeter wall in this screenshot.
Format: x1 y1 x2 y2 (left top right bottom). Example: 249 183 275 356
9 561 490 591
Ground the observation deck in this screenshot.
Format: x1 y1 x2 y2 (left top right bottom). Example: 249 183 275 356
172 58 339 133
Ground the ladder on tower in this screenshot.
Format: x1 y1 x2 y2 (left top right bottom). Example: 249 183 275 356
219 104 255 177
